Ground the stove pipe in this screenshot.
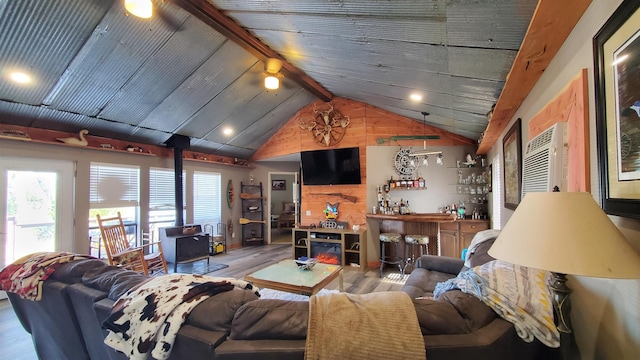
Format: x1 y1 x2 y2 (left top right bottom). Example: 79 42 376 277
164 134 191 227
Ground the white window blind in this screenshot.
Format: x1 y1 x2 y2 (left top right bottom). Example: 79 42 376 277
149 168 185 210
90 163 139 208
193 171 221 226
492 154 502 229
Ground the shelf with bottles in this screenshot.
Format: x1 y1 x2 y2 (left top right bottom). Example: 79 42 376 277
384 176 427 190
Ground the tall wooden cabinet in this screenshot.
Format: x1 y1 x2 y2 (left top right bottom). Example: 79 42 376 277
439 220 490 258
240 182 265 246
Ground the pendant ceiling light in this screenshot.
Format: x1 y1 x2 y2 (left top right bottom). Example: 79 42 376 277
409 112 444 165
264 58 283 90
125 0 153 19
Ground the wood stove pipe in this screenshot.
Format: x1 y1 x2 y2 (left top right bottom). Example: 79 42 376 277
164 134 191 227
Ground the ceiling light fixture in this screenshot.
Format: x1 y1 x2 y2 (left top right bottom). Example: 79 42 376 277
408 111 444 165
264 58 283 90
264 75 279 90
409 93 423 102
9 71 31 84
125 0 152 19
223 127 233 136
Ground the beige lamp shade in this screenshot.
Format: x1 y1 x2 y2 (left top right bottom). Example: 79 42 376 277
125 0 153 19
488 192 640 278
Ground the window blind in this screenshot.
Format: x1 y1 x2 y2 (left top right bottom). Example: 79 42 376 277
89 163 139 208
193 171 221 226
149 167 185 210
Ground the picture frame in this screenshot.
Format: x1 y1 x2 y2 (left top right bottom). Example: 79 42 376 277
271 179 286 191
502 118 522 210
594 0 640 219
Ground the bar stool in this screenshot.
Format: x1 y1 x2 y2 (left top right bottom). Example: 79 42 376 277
379 233 403 278
404 234 429 269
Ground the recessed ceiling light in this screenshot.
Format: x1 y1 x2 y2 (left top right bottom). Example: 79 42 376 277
9 71 31 84
409 93 422 102
223 127 233 136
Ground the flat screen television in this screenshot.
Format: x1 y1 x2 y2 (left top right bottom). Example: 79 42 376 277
301 147 361 185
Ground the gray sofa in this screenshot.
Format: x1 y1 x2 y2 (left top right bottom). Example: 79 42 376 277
6 239 557 360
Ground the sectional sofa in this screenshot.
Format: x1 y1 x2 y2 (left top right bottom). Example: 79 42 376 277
4 231 557 359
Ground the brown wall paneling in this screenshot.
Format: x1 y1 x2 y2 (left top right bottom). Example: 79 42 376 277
527 69 590 192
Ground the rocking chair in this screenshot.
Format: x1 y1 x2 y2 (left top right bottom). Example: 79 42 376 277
96 212 168 276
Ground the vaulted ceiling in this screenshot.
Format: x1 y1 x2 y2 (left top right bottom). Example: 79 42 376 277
0 0 539 160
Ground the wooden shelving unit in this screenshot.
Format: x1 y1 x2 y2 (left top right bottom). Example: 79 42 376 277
241 182 265 246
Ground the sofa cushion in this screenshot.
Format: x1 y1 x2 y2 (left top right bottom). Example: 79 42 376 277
403 267 456 299
81 267 147 300
186 289 260 332
468 239 496 268
50 258 111 283
439 290 497 331
413 298 470 335
229 299 309 340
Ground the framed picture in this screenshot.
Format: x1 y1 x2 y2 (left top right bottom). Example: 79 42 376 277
594 0 640 219
502 118 522 210
271 179 286 191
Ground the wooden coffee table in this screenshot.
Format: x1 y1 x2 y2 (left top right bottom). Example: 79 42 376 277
244 259 343 296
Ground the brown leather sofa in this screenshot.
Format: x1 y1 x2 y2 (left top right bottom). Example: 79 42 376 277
6 240 558 360
402 233 560 360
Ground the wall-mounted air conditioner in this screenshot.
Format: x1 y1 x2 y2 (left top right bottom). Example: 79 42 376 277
521 122 568 199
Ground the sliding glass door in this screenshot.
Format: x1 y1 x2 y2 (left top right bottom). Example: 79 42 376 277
1 157 74 299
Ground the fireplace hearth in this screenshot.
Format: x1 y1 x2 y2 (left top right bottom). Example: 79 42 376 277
311 241 341 265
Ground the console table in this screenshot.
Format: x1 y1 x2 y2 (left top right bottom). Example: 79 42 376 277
292 227 367 272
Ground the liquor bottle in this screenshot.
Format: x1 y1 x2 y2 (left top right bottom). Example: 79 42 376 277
405 200 411 214
418 176 425 188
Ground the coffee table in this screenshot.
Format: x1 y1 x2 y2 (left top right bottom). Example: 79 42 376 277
244 259 343 296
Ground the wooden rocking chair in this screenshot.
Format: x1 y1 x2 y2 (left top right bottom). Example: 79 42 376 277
96 212 168 276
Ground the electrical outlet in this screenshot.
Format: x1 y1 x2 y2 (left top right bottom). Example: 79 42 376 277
306 210 311 216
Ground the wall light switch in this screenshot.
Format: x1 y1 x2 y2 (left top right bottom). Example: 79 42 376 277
306 210 311 216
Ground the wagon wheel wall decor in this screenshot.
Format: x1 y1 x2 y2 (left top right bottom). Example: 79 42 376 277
299 102 350 146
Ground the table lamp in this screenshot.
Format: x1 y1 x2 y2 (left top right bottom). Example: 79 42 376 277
488 192 640 359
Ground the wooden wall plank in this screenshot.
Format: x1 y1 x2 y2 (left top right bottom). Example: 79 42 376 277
527 69 590 192
252 97 476 228
477 0 592 154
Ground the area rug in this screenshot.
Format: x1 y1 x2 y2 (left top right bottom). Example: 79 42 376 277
170 260 229 275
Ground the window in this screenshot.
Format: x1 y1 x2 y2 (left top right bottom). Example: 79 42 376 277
89 163 139 208
149 167 185 238
491 154 502 229
193 171 221 227
89 163 140 257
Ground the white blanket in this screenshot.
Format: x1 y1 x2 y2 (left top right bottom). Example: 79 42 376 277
434 260 559 348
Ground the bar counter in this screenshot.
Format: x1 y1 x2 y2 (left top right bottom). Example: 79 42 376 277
366 212 457 223
366 212 489 259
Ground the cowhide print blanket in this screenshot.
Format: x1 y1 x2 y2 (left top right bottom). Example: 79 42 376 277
103 274 260 360
0 251 95 301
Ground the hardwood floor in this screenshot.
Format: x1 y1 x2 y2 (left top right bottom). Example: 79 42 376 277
0 243 407 359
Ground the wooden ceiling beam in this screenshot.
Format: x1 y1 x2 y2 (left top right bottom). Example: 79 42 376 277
476 0 592 154
177 0 333 102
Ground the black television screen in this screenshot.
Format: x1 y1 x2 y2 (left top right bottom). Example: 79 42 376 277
301 147 361 185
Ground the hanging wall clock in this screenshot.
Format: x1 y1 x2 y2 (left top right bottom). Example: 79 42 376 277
393 148 417 176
